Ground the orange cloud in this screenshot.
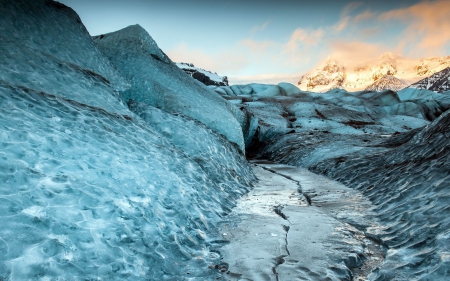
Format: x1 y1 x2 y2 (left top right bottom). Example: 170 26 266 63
284 28 324 54
333 16 350 32
379 0 450 55
328 40 388 68
341 1 363 17
240 39 277 54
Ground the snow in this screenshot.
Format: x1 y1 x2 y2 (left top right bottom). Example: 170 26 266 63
365 75 408 92
176 62 226 84
93 25 245 152
408 67 450 93
298 53 450 92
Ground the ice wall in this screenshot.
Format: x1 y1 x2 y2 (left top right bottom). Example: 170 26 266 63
0 1 254 280
0 0 130 115
93 25 246 152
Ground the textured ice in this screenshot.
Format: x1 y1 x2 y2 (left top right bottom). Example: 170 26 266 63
128 100 253 184
0 85 252 280
93 25 245 152
212 83 301 98
0 0 130 115
242 85 450 279
310 110 450 280
0 1 255 280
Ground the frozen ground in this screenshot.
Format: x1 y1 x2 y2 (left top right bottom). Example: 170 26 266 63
243 85 450 279
220 161 385 281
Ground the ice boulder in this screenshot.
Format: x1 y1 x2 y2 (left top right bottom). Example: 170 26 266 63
93 25 245 152
278 82 302 96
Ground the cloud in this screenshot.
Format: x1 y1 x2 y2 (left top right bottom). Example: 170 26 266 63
333 16 350 32
284 28 324 54
341 1 363 17
250 20 270 34
379 0 450 55
240 39 277 54
327 40 388 68
166 42 250 74
353 10 375 22
229 72 303 85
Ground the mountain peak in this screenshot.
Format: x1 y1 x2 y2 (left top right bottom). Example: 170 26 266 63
409 67 450 93
298 54 450 92
365 75 408 92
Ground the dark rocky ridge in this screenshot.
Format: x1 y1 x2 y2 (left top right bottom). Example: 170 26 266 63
177 62 229 86
409 67 450 93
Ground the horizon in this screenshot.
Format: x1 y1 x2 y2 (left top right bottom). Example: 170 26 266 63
58 0 450 85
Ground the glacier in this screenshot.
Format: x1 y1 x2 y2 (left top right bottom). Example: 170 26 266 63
2 0 450 280
238 84 450 279
0 1 254 280
92 25 245 153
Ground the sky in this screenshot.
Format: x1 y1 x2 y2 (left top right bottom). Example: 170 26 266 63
58 0 450 84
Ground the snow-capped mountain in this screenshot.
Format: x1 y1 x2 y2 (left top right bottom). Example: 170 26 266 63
298 53 450 92
408 67 450 93
176 62 229 86
365 75 408 92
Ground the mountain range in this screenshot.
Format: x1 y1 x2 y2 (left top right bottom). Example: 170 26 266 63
176 62 229 86
298 52 450 92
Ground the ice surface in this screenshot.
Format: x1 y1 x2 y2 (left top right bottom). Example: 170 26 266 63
220 162 384 280
93 25 245 152
128 100 254 185
247 84 450 279
0 2 255 280
310 110 450 280
0 85 252 280
212 83 300 98
0 0 130 115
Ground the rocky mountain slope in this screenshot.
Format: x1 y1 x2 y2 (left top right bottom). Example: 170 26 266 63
365 75 408 92
409 67 450 93
176 62 229 86
298 53 450 92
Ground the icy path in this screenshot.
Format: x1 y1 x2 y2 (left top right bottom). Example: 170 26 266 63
219 160 385 281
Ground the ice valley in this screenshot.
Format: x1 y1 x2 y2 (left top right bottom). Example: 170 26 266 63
1 1 450 280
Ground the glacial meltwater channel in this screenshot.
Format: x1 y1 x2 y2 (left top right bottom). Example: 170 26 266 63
219 160 386 281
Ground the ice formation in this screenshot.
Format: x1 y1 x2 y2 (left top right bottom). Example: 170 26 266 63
92 25 245 152
239 83 450 279
0 1 254 280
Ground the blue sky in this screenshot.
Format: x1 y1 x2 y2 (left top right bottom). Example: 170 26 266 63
59 0 450 84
